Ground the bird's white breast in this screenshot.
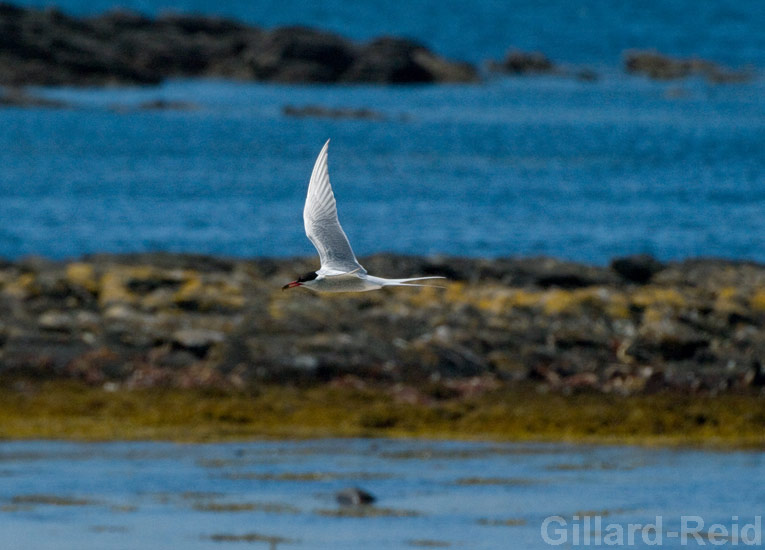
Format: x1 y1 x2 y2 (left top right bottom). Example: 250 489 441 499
310 274 383 293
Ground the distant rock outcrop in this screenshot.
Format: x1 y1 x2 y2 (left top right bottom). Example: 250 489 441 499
282 104 386 120
490 49 556 74
343 37 477 83
488 49 598 81
624 50 752 83
0 4 479 86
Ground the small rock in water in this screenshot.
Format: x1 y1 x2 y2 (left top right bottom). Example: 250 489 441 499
490 49 555 74
282 104 386 120
137 99 198 111
623 50 752 83
335 487 376 506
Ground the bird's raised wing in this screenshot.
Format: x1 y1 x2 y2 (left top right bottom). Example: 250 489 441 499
303 140 366 274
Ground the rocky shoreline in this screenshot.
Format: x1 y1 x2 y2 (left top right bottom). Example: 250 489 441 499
0 4 754 89
1 253 764 396
0 4 476 86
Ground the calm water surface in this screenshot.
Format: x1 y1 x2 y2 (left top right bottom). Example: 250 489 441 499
1 439 763 550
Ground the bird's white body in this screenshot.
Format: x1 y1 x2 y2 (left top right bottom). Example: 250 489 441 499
283 140 444 293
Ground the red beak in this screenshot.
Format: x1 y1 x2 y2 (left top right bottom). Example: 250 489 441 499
282 281 302 290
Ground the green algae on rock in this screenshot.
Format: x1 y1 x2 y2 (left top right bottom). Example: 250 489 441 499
0 381 763 447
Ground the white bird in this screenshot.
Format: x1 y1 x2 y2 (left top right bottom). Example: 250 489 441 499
283 140 445 292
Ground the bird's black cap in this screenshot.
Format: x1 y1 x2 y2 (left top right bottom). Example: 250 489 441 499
297 271 318 282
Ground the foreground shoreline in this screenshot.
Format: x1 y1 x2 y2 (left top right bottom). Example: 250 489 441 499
2 252 765 392
1 252 764 448
1 380 763 448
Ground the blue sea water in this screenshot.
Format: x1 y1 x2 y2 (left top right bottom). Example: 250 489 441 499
1 0 764 263
2 439 764 550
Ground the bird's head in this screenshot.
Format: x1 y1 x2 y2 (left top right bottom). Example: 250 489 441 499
282 271 318 290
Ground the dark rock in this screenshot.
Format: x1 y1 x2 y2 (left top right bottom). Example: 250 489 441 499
2 253 765 394
172 328 225 357
84 252 237 273
624 50 753 84
66 347 126 383
0 333 91 376
135 99 199 111
343 37 477 84
0 6 477 86
631 318 710 362
0 7 160 86
658 336 709 361
490 49 555 74
336 487 376 506
643 370 666 393
155 13 247 35
282 105 386 121
155 348 200 368
610 255 665 284
407 338 491 379
746 360 765 387
487 51 597 81
0 87 70 108
498 257 619 288
360 254 618 287
87 8 154 32
243 26 356 83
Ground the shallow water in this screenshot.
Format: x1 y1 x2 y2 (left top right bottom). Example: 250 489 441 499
1 439 763 549
1 0 764 264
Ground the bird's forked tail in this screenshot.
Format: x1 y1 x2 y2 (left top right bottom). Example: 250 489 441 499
379 276 446 288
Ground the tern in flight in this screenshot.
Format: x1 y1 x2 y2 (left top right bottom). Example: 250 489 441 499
283 140 445 292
